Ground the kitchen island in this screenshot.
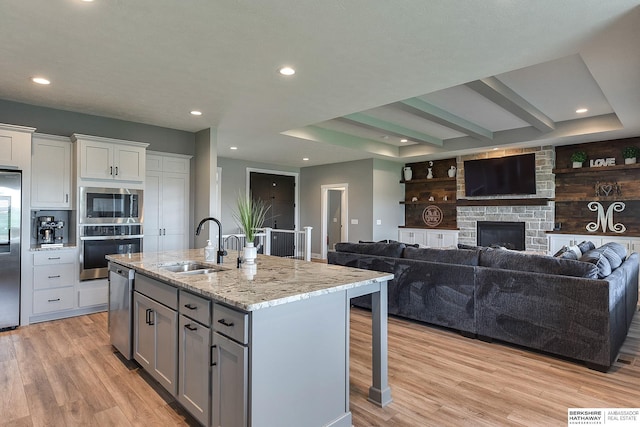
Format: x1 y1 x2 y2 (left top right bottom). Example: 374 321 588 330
106 249 392 427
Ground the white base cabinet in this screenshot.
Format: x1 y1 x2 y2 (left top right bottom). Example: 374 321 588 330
548 234 640 256
398 228 459 248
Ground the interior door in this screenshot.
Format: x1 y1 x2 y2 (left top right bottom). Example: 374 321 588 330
249 172 295 255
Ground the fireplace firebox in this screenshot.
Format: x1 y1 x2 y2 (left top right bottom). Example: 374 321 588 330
477 221 526 250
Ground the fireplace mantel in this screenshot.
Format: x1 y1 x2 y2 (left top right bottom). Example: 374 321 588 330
457 198 551 207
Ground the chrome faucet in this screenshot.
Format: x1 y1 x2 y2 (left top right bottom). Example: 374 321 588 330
224 234 243 268
195 217 227 264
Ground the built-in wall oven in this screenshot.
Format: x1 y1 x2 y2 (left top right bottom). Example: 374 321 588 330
80 224 143 280
79 187 143 280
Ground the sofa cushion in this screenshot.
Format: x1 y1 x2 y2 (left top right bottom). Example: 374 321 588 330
402 247 480 266
334 242 405 258
479 248 598 279
580 249 612 278
600 242 627 263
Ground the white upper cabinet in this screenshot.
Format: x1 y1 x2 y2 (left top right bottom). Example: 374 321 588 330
31 134 72 209
72 134 148 183
0 123 35 168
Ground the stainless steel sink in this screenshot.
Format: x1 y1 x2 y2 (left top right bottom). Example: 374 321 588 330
159 261 227 274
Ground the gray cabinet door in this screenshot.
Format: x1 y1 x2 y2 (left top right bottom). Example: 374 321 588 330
133 291 178 396
211 333 248 427
153 299 178 396
133 291 154 370
178 314 211 426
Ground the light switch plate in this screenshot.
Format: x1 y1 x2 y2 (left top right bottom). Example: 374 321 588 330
351 219 358 225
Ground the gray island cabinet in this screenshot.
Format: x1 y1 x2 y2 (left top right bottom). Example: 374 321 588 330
107 249 393 427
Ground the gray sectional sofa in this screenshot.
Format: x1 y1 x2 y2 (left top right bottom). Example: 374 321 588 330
328 241 639 371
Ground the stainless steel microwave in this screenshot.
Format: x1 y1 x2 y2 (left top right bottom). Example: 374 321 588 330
79 187 143 224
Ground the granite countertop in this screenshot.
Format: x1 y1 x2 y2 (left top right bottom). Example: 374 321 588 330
106 249 393 312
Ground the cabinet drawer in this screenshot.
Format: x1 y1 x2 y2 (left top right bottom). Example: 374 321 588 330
135 273 178 310
213 303 248 345
33 251 76 266
180 290 211 325
33 287 75 314
33 264 76 289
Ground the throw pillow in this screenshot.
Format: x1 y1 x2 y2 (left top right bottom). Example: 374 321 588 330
553 245 570 257
557 250 579 260
577 240 596 254
580 249 612 279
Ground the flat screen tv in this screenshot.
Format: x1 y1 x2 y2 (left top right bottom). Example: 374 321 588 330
464 153 536 197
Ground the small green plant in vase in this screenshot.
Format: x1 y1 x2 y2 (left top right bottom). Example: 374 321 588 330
570 151 587 168
234 193 270 265
623 146 639 164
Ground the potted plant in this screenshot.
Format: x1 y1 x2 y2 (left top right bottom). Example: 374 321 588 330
234 193 270 265
570 151 587 168
623 146 639 164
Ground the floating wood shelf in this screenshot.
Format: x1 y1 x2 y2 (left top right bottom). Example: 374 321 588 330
553 163 640 175
553 197 636 202
457 198 551 207
400 200 456 205
400 177 456 184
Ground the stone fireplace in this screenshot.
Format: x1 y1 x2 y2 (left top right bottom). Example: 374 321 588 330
456 147 555 252
477 221 525 250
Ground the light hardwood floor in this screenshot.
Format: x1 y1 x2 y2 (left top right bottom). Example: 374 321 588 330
1 308 638 426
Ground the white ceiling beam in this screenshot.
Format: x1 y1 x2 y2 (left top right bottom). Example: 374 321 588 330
466 77 556 132
341 113 443 146
397 98 493 141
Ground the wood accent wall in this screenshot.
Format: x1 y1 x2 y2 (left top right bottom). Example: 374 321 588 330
402 158 457 229
554 137 640 235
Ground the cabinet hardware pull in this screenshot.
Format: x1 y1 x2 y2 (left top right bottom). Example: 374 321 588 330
48 275 61 279
48 257 60 260
217 318 234 327
184 303 197 310
115 166 118 175
48 298 61 302
65 194 68 203
110 166 113 175
210 345 217 367
163 228 166 235
185 324 197 331
149 310 155 325
146 308 155 325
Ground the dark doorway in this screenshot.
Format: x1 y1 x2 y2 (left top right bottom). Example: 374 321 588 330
249 172 296 256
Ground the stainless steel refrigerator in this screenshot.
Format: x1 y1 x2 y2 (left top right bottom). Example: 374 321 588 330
0 170 21 330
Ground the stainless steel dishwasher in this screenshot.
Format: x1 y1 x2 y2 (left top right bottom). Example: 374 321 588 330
108 262 135 359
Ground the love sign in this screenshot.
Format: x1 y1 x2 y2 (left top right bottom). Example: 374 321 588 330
590 158 616 167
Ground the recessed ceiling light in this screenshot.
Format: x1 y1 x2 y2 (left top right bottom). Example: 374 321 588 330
302 157 309 161
190 110 202 116
278 66 295 76
576 108 588 114
230 146 238 150
31 77 50 85
493 147 499 151
81 0 94 2
400 139 408 143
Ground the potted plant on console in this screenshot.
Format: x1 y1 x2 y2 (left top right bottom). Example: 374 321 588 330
234 193 269 265
623 146 639 165
571 151 587 168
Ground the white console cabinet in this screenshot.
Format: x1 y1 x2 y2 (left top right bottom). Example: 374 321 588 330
548 234 640 256
398 228 459 248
